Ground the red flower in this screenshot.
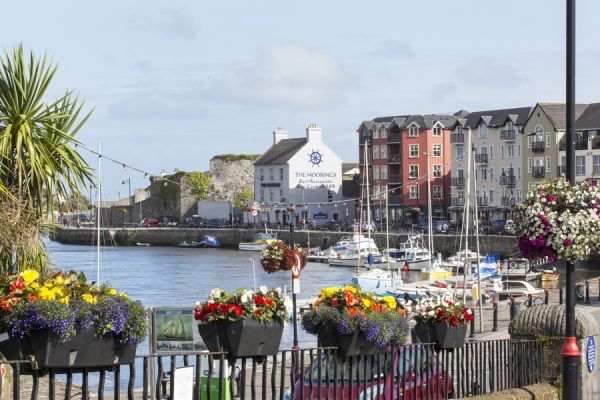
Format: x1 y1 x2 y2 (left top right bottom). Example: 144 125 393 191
9 277 25 293
194 307 204 321
232 304 242 317
255 309 263 317
205 302 218 313
218 304 230 314
254 295 265 306
449 316 459 327
265 297 273 307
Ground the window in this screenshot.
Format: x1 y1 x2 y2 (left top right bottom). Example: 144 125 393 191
410 186 419 199
576 156 586 176
517 167 521 179
546 132 550 147
433 144 442 157
259 168 264 182
279 168 284 181
433 164 442 178
527 157 532 173
534 126 544 143
373 129 379 139
479 124 488 138
409 144 419 158
594 155 600 175
269 189 274 201
433 125 442 136
260 189 264 201
489 190 494 203
380 145 387 160
373 166 380 180
269 168 274 181
373 145 379 160
327 190 333 202
546 157 551 173
517 144 521 157
280 189 284 202
409 164 419 179
381 128 387 139
480 168 487 181
381 165 388 179
457 146 464 161
501 146 504 159
433 185 442 199
409 126 419 137
507 144 515 158
489 146 493 159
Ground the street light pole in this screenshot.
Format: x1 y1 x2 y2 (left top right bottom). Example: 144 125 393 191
288 205 299 349
562 1 580 399
122 178 132 224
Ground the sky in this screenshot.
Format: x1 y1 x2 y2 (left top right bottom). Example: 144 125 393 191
5 1 600 199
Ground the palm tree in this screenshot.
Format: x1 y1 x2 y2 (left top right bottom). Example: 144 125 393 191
0 45 93 273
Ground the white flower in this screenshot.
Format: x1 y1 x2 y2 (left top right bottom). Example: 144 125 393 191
274 287 282 295
241 293 251 303
259 285 268 295
210 288 221 299
195 301 200 306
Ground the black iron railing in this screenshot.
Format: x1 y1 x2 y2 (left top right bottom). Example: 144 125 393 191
1 339 544 399
500 129 516 141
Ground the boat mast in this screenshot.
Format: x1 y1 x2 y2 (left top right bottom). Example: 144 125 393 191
472 143 483 332
426 151 433 273
462 129 473 303
365 141 372 244
96 140 102 288
385 185 392 278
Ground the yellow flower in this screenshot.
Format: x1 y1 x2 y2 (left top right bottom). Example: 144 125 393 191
381 296 397 309
343 285 357 294
30 282 39 289
82 293 97 304
109 288 117 295
21 270 39 284
37 286 55 300
119 292 128 298
362 298 372 308
53 275 66 286
51 287 64 298
59 297 69 304
320 287 338 298
44 282 52 288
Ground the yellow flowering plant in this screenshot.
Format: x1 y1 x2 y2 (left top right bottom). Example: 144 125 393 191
0 269 147 344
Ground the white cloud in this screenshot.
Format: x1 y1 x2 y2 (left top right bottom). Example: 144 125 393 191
216 44 348 109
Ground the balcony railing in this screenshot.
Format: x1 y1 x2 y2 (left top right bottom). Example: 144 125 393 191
499 175 516 187
359 135 371 145
451 196 465 206
387 132 401 143
531 141 545 152
532 166 545 178
388 174 401 184
500 129 516 141
388 153 401 163
388 195 402 205
475 153 488 164
451 176 465 186
477 196 489 206
450 133 464 143
501 196 515 207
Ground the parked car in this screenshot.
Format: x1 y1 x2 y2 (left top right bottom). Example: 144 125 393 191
183 215 207 228
480 219 507 235
504 219 516 235
160 216 178 227
284 347 452 399
204 219 225 228
141 218 161 227
320 220 344 231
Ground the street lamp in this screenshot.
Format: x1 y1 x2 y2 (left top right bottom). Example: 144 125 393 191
122 178 132 224
287 204 299 349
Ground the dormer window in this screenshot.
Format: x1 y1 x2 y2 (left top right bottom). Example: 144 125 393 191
433 125 442 136
409 126 419 137
479 124 488 138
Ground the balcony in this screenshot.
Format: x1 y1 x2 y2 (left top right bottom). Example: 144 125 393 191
557 165 566 176
499 175 516 187
388 132 401 143
389 195 402 205
388 174 402 184
451 197 465 206
475 153 488 164
477 197 489 207
451 176 465 186
450 133 464 144
501 196 515 207
500 129 516 141
359 135 371 145
388 153 401 163
532 141 545 152
532 166 545 178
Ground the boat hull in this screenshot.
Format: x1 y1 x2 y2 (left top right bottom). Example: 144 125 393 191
238 243 267 251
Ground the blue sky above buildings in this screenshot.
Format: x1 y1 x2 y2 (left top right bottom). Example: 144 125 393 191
5 1 600 198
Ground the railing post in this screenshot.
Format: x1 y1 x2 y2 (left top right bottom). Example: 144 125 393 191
598 278 600 302
510 296 517 320
492 298 499 332
469 312 476 338
585 281 590 304
559 286 564 305
528 294 533 307
544 288 549 305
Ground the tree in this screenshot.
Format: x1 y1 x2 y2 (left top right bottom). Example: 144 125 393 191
233 186 254 208
0 45 93 273
185 172 211 201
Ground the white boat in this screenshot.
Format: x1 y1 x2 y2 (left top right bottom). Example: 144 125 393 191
401 248 432 271
238 232 278 251
492 280 545 300
383 235 426 261
328 235 383 267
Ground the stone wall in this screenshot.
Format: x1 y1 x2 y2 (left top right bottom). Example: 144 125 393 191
209 155 256 201
467 383 558 399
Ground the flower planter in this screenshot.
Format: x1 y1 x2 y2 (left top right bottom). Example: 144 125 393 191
317 323 382 358
198 319 283 358
0 329 136 370
414 323 467 350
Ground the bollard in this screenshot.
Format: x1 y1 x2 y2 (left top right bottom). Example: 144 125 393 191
544 288 549 305
510 296 517 320
527 293 533 307
469 312 476 338
586 281 591 304
559 286 563 305
492 299 499 332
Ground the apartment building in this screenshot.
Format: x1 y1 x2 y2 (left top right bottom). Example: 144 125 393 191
448 107 531 224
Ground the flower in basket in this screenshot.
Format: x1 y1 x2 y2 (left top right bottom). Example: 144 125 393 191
515 177 600 263
260 241 307 273
193 286 290 324
0 269 147 344
301 285 409 348
413 299 473 327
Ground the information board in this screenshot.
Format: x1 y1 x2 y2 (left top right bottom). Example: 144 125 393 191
152 308 205 353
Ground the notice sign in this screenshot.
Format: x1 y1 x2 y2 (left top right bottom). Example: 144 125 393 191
587 336 596 373
173 366 194 400
152 308 206 353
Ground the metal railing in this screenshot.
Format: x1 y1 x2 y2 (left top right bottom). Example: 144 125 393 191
475 154 488 164
500 129 516 141
531 141 545 152
532 166 545 178
388 153 401 163
1 339 544 400
499 175 516 187
450 133 464 143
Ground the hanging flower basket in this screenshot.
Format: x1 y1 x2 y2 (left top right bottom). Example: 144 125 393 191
316 322 381 357
412 299 472 350
515 178 600 263
260 241 306 273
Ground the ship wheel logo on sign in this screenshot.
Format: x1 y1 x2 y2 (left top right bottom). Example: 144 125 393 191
308 149 323 167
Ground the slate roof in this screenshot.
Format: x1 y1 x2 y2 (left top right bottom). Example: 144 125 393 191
369 114 456 129
573 103 600 130
254 138 306 166
538 103 589 130
455 106 532 129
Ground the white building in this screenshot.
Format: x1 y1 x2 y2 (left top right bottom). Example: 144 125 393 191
251 124 345 226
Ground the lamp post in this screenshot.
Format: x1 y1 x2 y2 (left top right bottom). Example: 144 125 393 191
288 204 299 349
562 1 580 399
122 178 132 224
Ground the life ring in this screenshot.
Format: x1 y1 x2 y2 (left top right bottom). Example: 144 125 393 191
509 261 517 269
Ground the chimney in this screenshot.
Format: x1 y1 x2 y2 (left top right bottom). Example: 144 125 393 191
273 127 288 144
306 123 322 142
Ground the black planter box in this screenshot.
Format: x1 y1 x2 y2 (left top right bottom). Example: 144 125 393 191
197 319 283 358
317 324 382 358
413 323 467 350
0 329 136 370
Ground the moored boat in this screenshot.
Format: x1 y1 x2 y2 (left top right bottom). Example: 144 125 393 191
238 232 277 251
